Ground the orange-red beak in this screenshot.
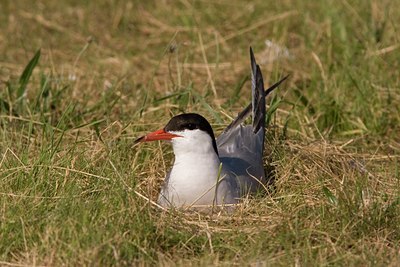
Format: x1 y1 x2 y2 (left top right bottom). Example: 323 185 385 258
135 129 182 143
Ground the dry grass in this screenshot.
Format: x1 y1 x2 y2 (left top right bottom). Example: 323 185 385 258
1 0 399 265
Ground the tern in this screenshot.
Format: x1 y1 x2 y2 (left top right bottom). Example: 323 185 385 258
136 47 287 208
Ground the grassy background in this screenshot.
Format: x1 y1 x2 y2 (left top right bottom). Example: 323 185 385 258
1 0 399 265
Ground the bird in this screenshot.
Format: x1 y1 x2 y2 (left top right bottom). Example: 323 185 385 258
135 47 288 209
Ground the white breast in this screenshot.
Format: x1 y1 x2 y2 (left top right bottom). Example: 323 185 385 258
157 129 238 207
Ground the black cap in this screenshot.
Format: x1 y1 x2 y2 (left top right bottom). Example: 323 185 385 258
164 113 218 155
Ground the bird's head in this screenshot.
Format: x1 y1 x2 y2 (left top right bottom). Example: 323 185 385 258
135 113 218 156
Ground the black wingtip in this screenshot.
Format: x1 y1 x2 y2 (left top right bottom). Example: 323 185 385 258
220 47 289 135
264 74 290 97
250 46 255 63
249 46 257 79
252 62 266 134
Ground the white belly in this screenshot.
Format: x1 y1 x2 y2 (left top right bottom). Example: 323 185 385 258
158 154 237 207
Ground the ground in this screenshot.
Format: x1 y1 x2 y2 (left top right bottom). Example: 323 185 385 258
0 0 399 266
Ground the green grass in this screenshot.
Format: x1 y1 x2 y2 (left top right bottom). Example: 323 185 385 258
1 0 400 265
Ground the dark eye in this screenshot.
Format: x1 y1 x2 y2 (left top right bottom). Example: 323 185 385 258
185 123 196 130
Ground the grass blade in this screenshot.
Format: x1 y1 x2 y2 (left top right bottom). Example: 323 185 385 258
322 186 338 206
17 49 41 100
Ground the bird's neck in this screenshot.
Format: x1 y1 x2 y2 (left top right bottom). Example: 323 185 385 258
170 142 221 185
174 149 220 168
168 131 222 187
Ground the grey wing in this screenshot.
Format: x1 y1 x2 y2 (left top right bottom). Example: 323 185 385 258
216 47 268 194
217 125 265 195
218 47 266 159
216 47 289 195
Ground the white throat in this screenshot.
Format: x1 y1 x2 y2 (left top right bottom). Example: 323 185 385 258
171 129 218 157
